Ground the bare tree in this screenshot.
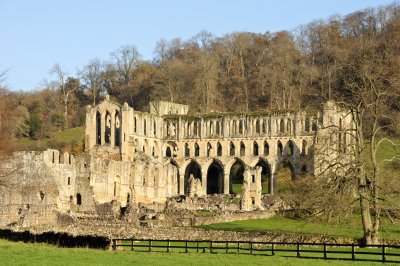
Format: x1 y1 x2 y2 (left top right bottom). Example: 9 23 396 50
80 58 105 106
50 64 77 129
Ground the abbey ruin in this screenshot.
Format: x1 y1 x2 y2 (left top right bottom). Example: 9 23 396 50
0 98 354 228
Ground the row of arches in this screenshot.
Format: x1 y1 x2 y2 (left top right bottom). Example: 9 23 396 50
181 139 308 158
180 157 299 196
95 110 121 147
166 115 318 139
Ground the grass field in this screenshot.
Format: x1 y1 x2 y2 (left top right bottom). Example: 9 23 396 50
1 239 398 266
198 216 400 240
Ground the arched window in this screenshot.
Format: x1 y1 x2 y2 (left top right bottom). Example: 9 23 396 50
287 119 291 134
143 119 147 135
264 141 269 156
312 119 317 131
217 142 222 156
262 119 266 134
195 143 200 157
185 143 190 157
305 117 310 132
105 111 111 144
288 140 294 155
166 146 172 157
96 111 101 145
301 140 307 155
114 111 120 147
76 193 82 205
216 121 220 135
239 120 244 134
256 120 260 134
280 119 285 133
253 141 259 156
277 141 283 156
230 142 235 156
207 142 212 157
210 121 214 135
153 121 157 136
240 141 245 156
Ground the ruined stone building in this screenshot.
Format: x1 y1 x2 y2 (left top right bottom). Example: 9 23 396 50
0 98 354 227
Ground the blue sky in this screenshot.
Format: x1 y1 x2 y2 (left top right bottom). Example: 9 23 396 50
0 0 395 91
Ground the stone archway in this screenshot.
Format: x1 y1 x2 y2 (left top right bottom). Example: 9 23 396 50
206 160 224 195
255 159 271 194
184 160 202 195
228 158 246 194
273 159 295 194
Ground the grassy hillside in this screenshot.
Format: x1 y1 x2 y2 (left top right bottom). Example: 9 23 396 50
11 126 85 154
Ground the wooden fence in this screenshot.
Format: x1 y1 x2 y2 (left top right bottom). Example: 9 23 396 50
111 239 400 263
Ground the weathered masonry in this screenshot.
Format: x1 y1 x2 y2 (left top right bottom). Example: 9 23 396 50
0 98 354 227
83 98 352 205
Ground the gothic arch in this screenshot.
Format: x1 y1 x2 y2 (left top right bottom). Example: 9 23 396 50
96 111 101 145
184 160 202 195
230 141 235 156
105 111 111 144
277 140 283 156
264 140 270 156
254 158 271 194
194 142 200 157
228 158 246 194
217 142 222 156
206 159 224 194
253 141 259 156
240 141 245 156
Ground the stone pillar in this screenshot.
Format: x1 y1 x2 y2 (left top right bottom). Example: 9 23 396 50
101 112 106 145
202 169 208 195
223 173 230 194
270 164 277 195
179 172 185 195
110 113 115 147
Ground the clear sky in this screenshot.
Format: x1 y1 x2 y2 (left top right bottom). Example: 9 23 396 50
0 0 395 91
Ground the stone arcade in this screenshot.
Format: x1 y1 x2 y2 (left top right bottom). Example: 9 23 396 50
0 98 354 227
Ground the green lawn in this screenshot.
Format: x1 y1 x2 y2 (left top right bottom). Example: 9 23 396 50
0 239 398 266
198 216 400 241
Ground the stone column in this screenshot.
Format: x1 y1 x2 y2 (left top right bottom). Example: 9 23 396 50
223 173 230 194
202 169 208 195
101 112 106 145
110 113 115 147
179 172 185 195
270 164 277 195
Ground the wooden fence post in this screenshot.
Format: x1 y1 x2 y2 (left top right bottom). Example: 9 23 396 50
149 240 151 252
352 243 355 260
226 242 228 253
297 243 300 257
323 243 327 259
382 244 386 263
210 241 213 253
272 243 275 256
185 240 188 253
250 242 253 254
131 239 134 251
112 239 116 251
167 240 170 253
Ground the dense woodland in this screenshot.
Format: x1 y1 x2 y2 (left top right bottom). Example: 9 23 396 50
1 3 400 146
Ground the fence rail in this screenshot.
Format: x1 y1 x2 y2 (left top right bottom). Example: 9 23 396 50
111 238 400 263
